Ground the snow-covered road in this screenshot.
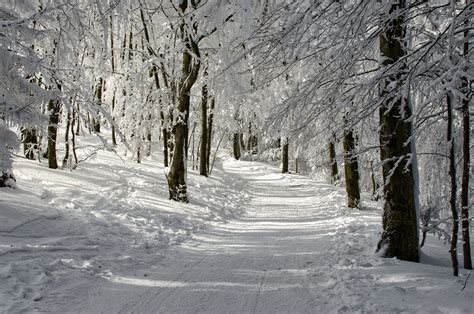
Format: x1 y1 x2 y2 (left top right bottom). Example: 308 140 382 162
1 153 473 313
48 159 383 313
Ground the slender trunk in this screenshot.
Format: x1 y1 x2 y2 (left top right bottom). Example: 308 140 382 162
110 15 117 146
376 0 419 262
329 137 339 184
47 99 60 169
282 138 289 173
370 161 380 201
343 127 360 209
87 112 92 134
247 122 253 151
62 110 71 167
140 5 170 166
162 113 169 167
75 104 81 136
461 0 472 270
206 97 215 173
233 133 241 160
200 82 208 176
111 92 117 146
93 78 103 133
447 94 459 276
71 109 78 166
191 130 195 170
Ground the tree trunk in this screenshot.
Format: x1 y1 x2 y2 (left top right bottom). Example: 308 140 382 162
233 133 241 160
343 127 360 209
111 92 117 146
75 104 81 136
47 99 60 169
206 96 215 173
110 15 117 146
461 0 472 271
93 78 103 133
167 37 200 201
328 137 339 184
376 0 419 262
162 113 169 168
200 82 208 176
370 161 380 201
447 94 459 276
282 138 289 173
62 110 71 168
71 109 78 166
247 122 253 151
22 128 37 160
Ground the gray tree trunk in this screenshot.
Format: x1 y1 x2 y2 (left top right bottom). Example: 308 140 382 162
233 133 241 160
447 94 459 276
47 99 60 169
461 0 472 270
343 128 360 209
200 82 208 176
167 0 201 202
22 128 37 160
376 0 419 262
206 97 215 173
93 78 103 133
282 138 289 173
328 137 339 184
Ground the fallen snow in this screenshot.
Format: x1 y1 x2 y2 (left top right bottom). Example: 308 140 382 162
0 139 472 313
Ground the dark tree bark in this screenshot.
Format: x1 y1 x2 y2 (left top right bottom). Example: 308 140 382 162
62 110 72 167
111 92 117 146
22 128 37 160
47 99 60 169
92 77 103 133
200 81 208 176
447 94 459 276
343 127 360 209
71 109 78 166
167 0 201 201
110 15 117 146
233 133 241 160
461 0 472 270
376 0 419 262
247 122 253 151
206 96 215 173
282 138 289 173
328 137 339 184
75 103 81 136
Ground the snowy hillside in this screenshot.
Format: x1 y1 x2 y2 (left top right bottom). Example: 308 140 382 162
1 139 472 313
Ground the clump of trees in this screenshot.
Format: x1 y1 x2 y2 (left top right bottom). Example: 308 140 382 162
1 0 471 275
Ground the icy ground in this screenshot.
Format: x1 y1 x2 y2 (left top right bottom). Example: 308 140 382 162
0 143 473 313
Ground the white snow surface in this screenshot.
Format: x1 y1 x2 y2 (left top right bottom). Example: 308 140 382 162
0 141 473 313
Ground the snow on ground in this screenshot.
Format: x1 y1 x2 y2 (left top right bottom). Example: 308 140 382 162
0 137 473 313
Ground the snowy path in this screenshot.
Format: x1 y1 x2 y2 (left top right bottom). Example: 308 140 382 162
51 159 382 313
2 154 473 313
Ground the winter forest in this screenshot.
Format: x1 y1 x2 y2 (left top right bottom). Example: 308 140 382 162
0 0 473 312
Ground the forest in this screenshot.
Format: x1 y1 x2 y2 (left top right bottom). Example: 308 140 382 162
0 0 473 312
